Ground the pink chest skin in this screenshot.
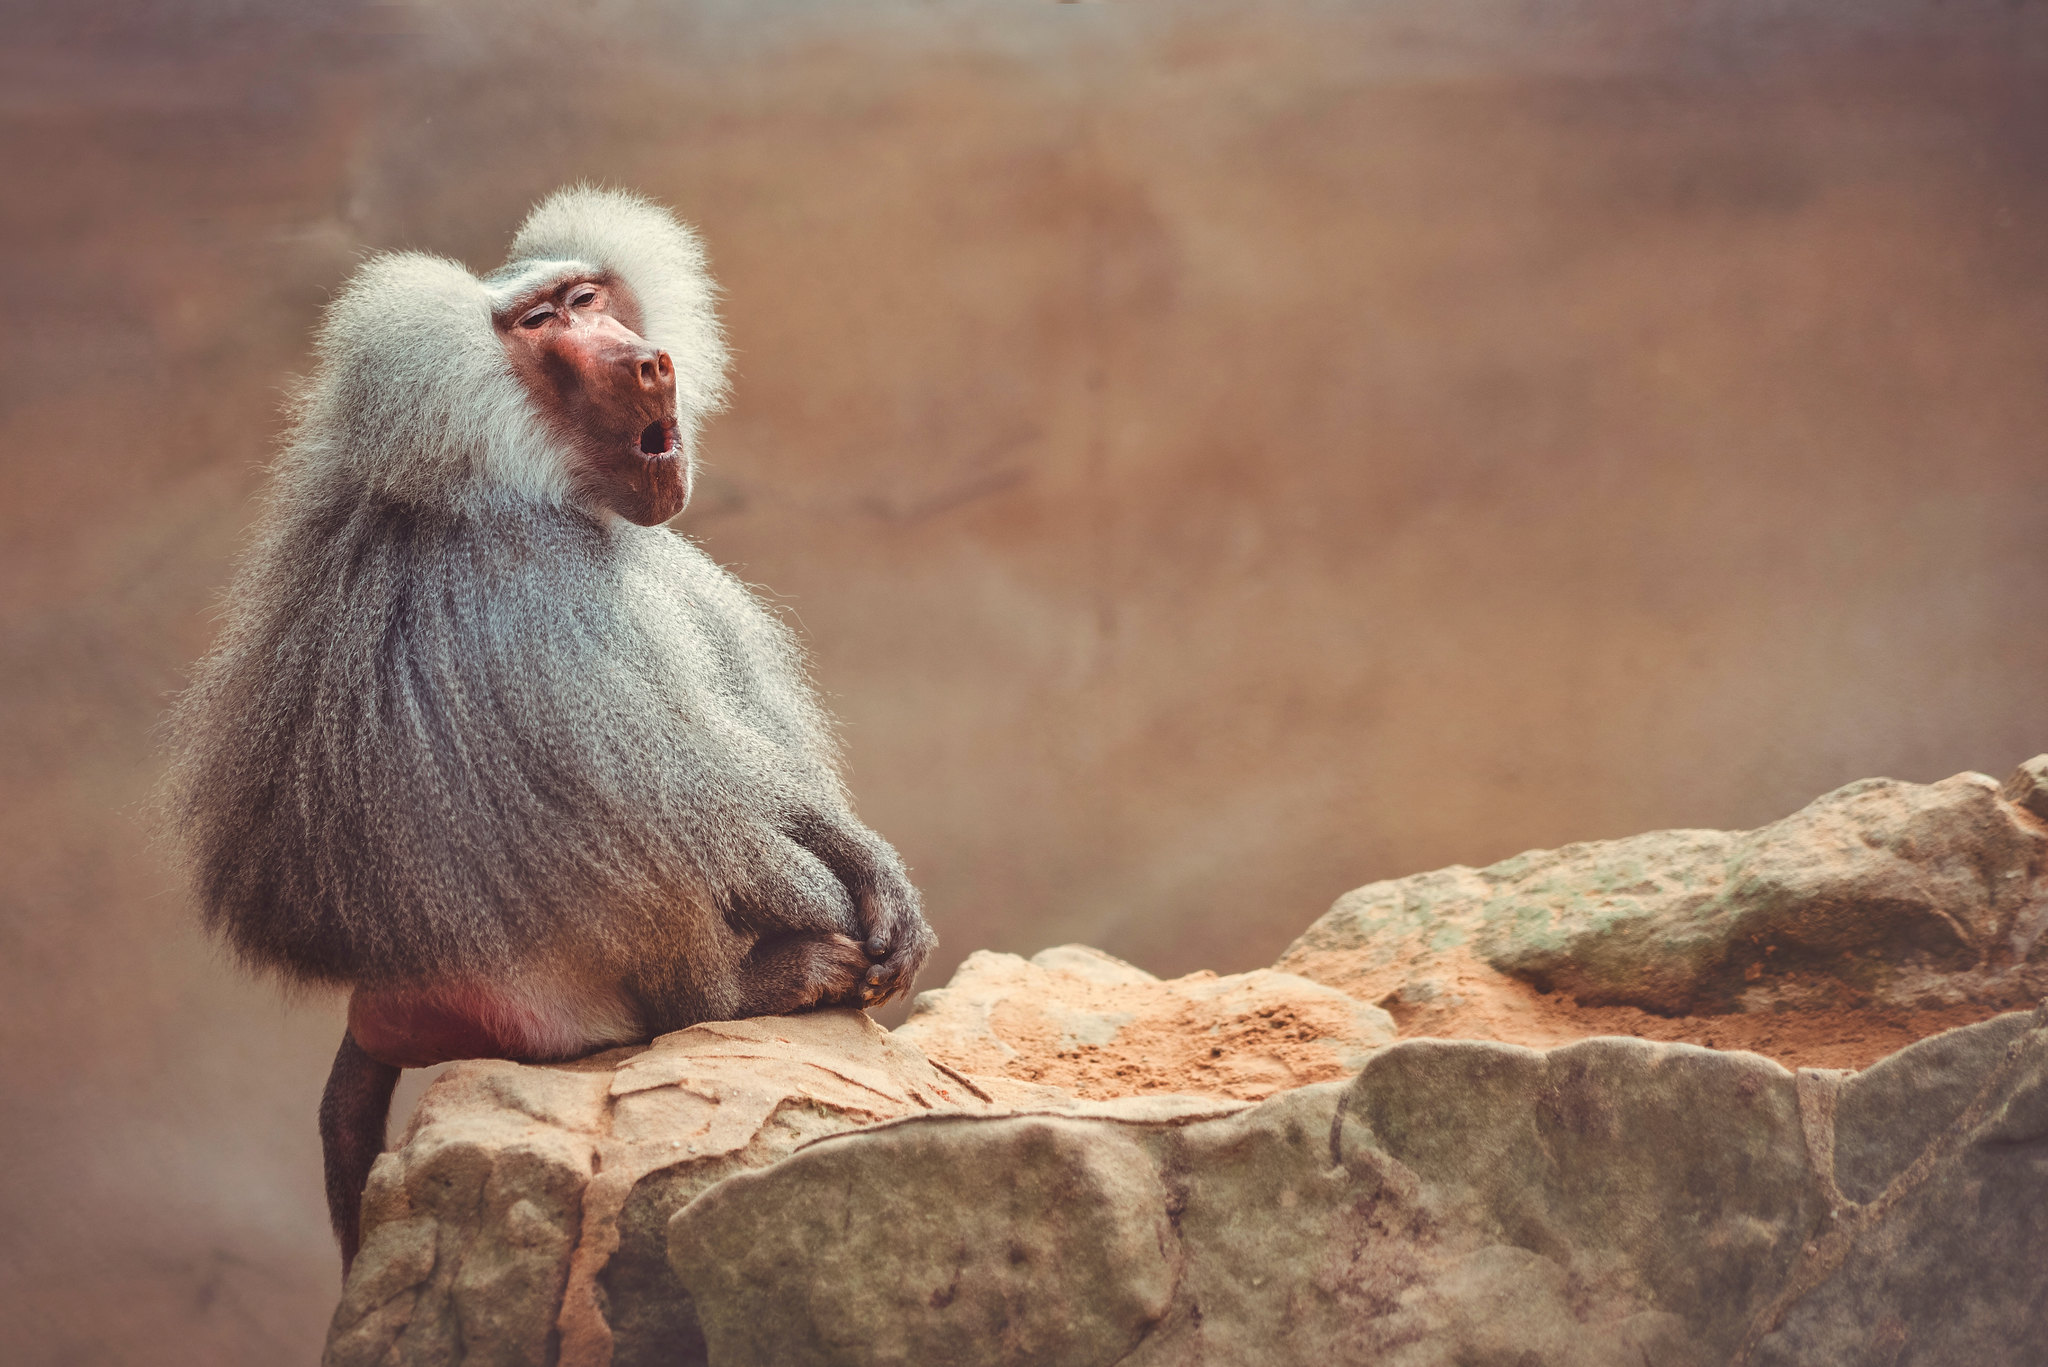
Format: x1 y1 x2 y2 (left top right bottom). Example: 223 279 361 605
348 979 641 1069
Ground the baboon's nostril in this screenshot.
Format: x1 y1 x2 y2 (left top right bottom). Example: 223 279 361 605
636 352 674 390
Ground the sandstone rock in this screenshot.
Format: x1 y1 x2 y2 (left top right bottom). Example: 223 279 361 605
325 1011 1004 1367
897 943 1396 1099
1279 765 2048 1022
668 1008 2048 1367
323 764 2048 1365
1749 1008 2048 1365
324 1008 1243 1367
2000 753 2048 822
674 1116 1179 1367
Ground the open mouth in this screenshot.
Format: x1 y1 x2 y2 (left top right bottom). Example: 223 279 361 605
638 419 679 459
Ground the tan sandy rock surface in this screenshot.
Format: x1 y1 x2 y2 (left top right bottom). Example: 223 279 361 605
328 761 2048 1366
894 943 1395 1100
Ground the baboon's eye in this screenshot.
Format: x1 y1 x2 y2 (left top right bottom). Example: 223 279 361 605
518 306 554 330
570 286 599 309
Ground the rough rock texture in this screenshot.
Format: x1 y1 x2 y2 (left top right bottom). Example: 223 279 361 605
324 763 2048 1364
325 1011 996 1367
324 1010 1243 1367
673 1007 2048 1367
1279 766 2048 1062
896 943 1395 1100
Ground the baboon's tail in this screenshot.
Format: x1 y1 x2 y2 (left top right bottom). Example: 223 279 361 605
319 1031 401 1278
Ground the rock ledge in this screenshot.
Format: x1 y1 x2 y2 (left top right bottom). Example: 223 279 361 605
327 763 2048 1366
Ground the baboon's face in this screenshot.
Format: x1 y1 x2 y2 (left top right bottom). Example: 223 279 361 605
497 273 687 525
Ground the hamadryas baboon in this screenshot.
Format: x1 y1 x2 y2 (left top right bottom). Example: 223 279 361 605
163 187 934 1271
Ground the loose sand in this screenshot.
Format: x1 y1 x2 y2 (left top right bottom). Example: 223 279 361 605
976 959 2015 1102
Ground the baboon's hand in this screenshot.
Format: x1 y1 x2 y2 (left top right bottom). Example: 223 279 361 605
788 813 935 1008
850 855 934 1008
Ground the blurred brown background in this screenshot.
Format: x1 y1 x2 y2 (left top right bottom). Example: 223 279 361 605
3 0 2045 1360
